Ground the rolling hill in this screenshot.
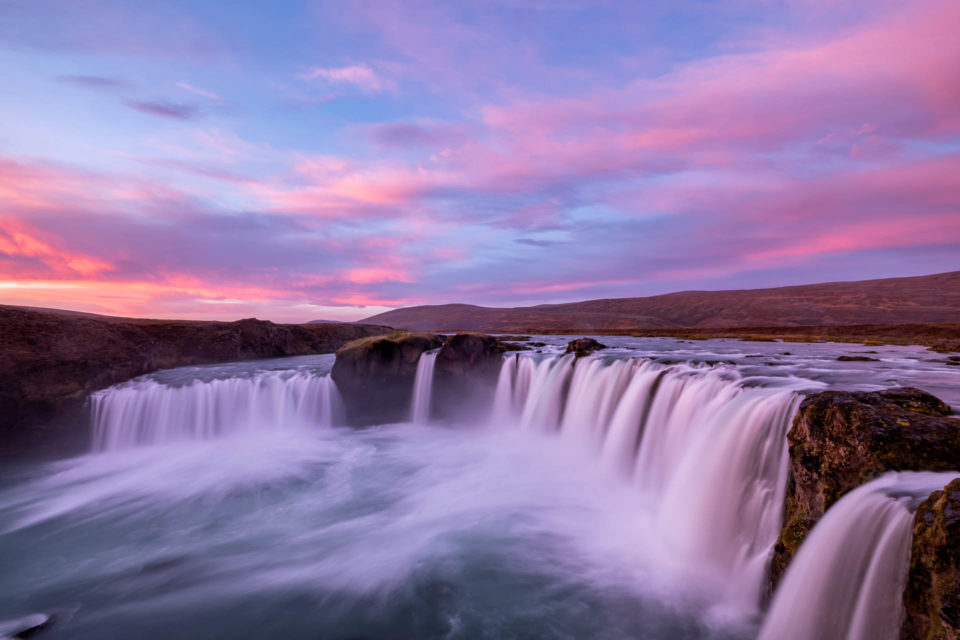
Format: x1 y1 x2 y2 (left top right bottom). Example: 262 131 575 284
359 271 960 332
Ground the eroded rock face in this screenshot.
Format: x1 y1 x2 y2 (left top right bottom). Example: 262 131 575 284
770 388 960 588
331 332 445 425
565 337 607 357
901 477 960 640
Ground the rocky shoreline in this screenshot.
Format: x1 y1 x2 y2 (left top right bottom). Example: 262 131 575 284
0 305 391 455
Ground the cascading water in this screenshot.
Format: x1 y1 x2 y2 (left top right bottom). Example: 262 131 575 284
490 352 802 619
90 371 342 451
4 339 957 639
759 471 960 640
410 351 438 423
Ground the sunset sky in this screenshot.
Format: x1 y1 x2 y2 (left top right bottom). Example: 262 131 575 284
1 0 958 322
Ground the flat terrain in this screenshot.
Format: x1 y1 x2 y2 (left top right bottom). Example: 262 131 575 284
619 323 960 352
361 271 960 332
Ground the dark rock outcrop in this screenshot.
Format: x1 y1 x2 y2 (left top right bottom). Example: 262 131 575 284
0 305 391 456
837 355 880 361
332 331 517 425
435 333 508 378
770 388 960 588
902 478 960 640
565 337 607 357
433 333 512 420
331 332 445 424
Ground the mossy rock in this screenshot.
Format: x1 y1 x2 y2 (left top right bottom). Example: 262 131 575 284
770 388 960 591
901 478 960 640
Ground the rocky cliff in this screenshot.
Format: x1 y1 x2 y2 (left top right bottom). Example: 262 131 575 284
902 477 960 640
0 305 390 455
331 331 523 425
771 388 960 586
331 331 446 424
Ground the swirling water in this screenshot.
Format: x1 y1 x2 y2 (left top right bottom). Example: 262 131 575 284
0 339 957 639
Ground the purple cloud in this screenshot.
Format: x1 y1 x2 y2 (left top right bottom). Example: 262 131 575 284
365 121 470 149
57 75 132 91
124 100 200 120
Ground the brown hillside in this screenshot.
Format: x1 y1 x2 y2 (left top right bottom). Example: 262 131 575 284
360 271 960 331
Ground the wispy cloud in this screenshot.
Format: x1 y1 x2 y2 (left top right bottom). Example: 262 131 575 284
176 82 222 101
57 75 131 91
125 100 200 120
364 121 470 149
304 64 384 92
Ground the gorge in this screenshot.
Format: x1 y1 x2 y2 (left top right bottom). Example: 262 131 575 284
1 331 958 639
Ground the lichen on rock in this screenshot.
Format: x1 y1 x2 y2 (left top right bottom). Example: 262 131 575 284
901 477 960 640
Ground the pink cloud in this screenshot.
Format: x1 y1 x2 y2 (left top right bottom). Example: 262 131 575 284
304 64 385 92
342 267 413 284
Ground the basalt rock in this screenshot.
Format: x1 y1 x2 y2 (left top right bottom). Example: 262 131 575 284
837 355 880 362
770 387 960 590
565 337 607 357
901 477 960 640
331 332 445 425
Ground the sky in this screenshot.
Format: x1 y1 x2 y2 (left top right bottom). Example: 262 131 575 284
0 0 958 323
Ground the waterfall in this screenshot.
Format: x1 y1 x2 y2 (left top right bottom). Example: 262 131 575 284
759 471 960 640
91 371 342 451
490 352 801 616
410 351 438 423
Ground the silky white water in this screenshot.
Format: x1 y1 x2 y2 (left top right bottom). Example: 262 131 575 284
1 338 957 639
411 350 438 423
90 371 342 450
759 471 960 640
491 353 801 622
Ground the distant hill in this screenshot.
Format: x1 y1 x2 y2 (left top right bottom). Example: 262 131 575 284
360 271 960 332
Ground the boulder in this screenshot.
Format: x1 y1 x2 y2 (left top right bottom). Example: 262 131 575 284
331 332 445 425
837 355 880 362
770 388 960 588
564 337 607 357
901 477 960 640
